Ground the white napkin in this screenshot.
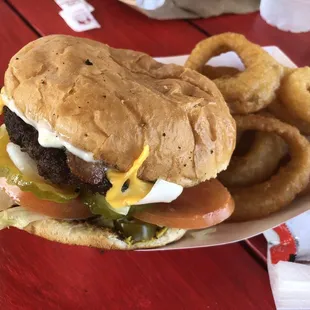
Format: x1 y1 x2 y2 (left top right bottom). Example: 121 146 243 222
265 211 310 309
55 0 101 32
136 0 165 10
268 260 310 309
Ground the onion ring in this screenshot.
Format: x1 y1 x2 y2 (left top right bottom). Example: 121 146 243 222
268 98 310 135
229 115 310 222
219 131 287 187
280 67 310 123
299 181 310 197
185 33 284 114
202 65 240 80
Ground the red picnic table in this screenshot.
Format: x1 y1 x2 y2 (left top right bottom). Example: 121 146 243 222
1 1 309 309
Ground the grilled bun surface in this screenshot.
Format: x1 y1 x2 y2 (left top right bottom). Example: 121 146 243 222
4 35 236 187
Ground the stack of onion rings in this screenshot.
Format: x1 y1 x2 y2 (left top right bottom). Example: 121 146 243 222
186 33 310 222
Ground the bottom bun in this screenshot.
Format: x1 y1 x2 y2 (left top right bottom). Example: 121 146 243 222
25 219 186 250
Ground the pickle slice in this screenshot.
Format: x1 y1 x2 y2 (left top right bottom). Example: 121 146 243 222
0 125 78 203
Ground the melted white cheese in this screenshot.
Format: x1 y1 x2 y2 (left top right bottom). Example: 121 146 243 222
1 94 97 162
109 179 183 215
135 179 183 205
6 142 42 181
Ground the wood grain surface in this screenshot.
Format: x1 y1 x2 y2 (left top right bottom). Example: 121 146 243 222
6 0 207 56
0 2 37 85
0 228 275 310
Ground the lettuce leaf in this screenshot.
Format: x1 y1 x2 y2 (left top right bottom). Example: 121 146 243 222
0 125 78 203
0 206 48 230
0 187 15 211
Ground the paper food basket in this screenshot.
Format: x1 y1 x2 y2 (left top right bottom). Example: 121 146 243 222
149 47 310 253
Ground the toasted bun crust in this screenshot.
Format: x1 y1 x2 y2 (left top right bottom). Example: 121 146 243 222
25 219 186 250
4 35 235 186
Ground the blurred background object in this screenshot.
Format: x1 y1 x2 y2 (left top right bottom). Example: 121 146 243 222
260 0 310 33
119 0 260 20
118 0 310 34
55 0 100 31
56 0 310 34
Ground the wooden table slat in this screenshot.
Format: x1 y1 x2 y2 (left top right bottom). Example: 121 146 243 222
0 1 37 85
7 0 207 57
0 228 275 310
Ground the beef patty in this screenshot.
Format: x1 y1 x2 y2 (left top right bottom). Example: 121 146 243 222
3 106 111 194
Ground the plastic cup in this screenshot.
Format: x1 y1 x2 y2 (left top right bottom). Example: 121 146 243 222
260 0 310 33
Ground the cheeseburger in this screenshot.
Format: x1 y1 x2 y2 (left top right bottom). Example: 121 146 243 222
0 35 236 249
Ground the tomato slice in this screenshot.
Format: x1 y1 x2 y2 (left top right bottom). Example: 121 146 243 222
133 179 234 229
0 178 92 219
